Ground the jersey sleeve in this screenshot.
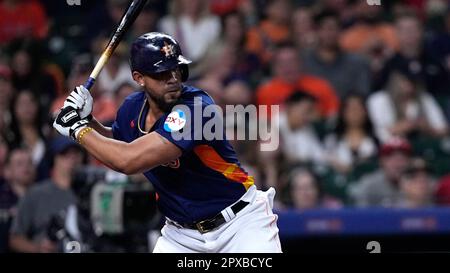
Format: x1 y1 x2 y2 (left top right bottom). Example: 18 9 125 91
155 95 222 153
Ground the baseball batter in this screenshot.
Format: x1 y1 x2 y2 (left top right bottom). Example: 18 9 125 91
53 32 282 253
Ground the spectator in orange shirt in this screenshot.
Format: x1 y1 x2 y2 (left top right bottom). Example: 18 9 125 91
0 0 48 45
245 0 292 65
255 44 339 119
340 1 398 56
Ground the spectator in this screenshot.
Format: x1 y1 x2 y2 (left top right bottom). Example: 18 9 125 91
0 148 35 252
324 94 378 174
195 45 236 107
0 0 49 44
292 7 317 52
379 13 449 97
302 10 371 99
222 81 261 188
83 0 133 49
210 0 242 17
429 11 450 81
94 38 137 98
0 137 8 182
0 65 14 140
367 58 448 142
8 90 48 181
276 92 325 165
1 148 34 199
219 12 261 84
237 0 259 27
51 55 117 125
0 65 13 112
196 12 261 98
340 1 398 56
9 137 83 253
245 0 292 65
8 40 58 114
435 174 450 206
319 0 355 26
257 92 324 190
0 136 10 252
285 167 341 210
255 44 339 119
428 11 450 121
159 0 221 77
395 158 435 208
349 138 412 207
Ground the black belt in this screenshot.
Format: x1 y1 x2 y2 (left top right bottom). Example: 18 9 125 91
178 200 249 233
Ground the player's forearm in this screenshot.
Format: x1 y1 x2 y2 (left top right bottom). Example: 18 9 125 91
88 117 113 138
78 128 182 175
78 129 133 174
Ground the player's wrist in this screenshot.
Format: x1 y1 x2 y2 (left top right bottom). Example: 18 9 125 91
74 126 94 144
70 120 90 141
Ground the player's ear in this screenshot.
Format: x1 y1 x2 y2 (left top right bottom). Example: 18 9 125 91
132 71 145 87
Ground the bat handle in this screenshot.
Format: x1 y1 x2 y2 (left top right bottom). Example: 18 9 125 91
83 52 109 91
84 77 96 91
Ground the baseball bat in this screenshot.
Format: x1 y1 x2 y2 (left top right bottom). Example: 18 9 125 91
84 0 147 90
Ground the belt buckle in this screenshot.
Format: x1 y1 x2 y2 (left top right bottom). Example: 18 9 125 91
195 220 211 234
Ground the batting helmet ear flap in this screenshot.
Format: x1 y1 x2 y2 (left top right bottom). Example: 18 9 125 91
180 64 189 82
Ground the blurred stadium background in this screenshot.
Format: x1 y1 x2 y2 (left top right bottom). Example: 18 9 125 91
1 0 450 253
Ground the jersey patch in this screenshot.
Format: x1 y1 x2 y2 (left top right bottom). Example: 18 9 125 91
164 109 186 132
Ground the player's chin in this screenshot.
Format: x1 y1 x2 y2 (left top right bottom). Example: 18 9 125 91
165 89 181 101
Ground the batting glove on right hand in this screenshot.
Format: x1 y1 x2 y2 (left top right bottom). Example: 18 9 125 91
53 105 89 140
64 85 93 121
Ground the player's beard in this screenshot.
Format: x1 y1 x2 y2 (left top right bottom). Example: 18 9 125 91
147 90 182 113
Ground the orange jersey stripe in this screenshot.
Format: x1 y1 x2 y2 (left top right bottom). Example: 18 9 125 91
193 145 254 190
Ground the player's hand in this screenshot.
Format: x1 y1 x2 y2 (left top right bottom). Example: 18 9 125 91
53 105 89 140
64 85 93 120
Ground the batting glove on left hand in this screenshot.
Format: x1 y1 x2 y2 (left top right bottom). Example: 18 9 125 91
64 85 93 121
53 105 89 140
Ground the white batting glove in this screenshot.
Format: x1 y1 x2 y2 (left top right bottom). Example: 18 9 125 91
64 85 94 120
53 105 89 140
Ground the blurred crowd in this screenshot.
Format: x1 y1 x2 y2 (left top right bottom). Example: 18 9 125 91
1 0 450 252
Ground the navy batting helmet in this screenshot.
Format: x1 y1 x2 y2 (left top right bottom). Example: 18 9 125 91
130 32 192 81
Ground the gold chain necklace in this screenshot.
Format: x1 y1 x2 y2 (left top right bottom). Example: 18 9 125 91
137 97 149 135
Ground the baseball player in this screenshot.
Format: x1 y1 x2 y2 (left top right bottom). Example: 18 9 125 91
53 32 282 253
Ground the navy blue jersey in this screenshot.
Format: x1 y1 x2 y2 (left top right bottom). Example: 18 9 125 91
111 85 254 224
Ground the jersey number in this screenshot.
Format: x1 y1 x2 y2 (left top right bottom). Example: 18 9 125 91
162 159 180 169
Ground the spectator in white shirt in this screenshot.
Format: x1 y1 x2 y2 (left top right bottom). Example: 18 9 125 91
277 92 324 164
257 91 324 191
367 58 448 142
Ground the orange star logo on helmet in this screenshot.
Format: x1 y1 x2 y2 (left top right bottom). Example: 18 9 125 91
161 41 175 58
